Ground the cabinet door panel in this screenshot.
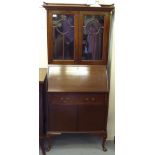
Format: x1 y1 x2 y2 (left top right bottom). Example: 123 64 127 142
79 12 110 64
48 105 77 131
78 106 107 131
52 14 74 60
48 11 78 64
81 15 104 60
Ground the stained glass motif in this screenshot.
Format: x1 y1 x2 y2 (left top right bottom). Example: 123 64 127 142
82 15 104 60
52 14 74 60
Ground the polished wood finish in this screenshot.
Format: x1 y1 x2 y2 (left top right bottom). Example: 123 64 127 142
48 65 108 92
44 3 114 65
47 11 52 64
42 3 114 152
78 105 107 131
103 14 110 64
43 3 114 12
39 68 47 155
48 105 77 131
48 92 107 106
47 92 108 132
39 68 47 135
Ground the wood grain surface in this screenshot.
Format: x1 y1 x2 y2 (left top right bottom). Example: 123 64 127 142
48 65 109 92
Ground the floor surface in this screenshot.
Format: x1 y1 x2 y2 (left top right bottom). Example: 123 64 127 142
40 134 115 155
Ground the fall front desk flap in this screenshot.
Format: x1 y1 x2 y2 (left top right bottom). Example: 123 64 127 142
48 65 108 92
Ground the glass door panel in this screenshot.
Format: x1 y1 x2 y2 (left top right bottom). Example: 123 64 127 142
82 15 104 60
52 14 75 60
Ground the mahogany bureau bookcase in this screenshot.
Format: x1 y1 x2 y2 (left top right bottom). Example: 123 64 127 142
42 2 114 152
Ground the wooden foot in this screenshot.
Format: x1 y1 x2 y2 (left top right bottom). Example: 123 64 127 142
45 133 61 151
44 137 52 152
102 133 107 152
39 140 46 155
102 145 107 152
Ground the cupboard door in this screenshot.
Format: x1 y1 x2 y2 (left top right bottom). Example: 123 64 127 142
78 106 107 131
48 105 77 131
79 12 110 64
47 11 78 64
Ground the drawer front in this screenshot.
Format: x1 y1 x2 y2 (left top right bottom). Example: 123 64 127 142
48 94 77 105
78 94 107 105
48 93 108 106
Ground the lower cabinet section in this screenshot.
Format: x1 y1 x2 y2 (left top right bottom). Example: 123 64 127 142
47 92 109 132
46 92 109 152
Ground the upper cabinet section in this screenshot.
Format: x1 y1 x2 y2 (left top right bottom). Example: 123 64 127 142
43 3 114 65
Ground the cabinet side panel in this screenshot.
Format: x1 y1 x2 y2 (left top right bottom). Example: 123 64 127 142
47 10 53 63
103 13 110 64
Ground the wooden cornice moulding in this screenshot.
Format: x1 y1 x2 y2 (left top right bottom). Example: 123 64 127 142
42 2 114 12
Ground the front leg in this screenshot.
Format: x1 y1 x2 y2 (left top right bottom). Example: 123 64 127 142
44 136 52 152
102 133 107 152
39 139 46 155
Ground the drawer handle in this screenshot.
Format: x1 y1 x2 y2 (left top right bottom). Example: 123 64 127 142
91 97 95 101
60 97 71 100
84 98 89 101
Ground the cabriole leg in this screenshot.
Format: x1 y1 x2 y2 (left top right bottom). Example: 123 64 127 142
102 133 107 152
39 139 46 155
44 136 52 152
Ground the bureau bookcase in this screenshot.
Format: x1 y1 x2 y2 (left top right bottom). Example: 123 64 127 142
42 3 114 152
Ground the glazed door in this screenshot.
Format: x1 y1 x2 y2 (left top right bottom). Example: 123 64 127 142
79 12 110 65
47 11 78 64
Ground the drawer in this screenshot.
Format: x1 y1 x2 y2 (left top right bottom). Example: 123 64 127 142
78 94 107 105
48 94 77 105
48 93 108 106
